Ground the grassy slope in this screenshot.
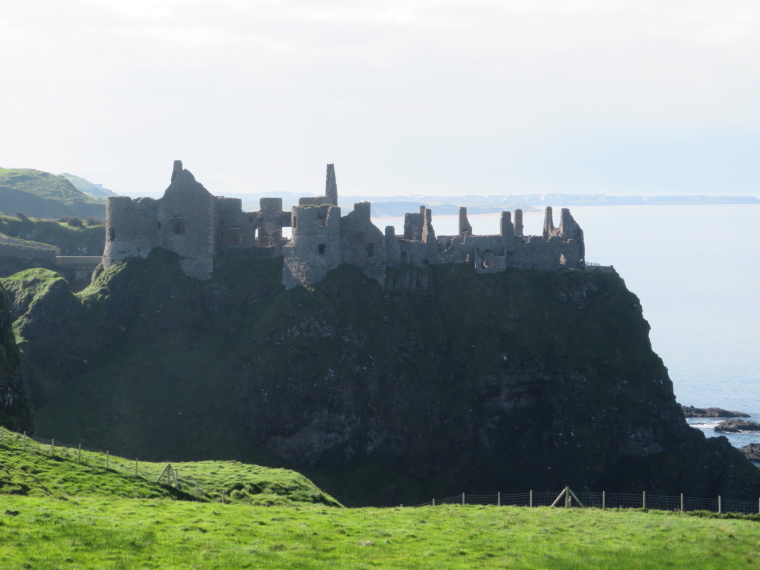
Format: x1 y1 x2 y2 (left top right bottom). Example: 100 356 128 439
0 429 339 506
59 173 116 198
0 169 105 220
0 214 104 257
0 497 758 568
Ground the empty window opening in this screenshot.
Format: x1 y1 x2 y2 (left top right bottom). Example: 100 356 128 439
173 216 186 235
292 215 297 228
366 243 374 257
318 243 326 255
227 227 242 245
317 212 327 227
560 253 567 265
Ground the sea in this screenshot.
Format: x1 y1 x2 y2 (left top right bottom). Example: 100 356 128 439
373 204 760 451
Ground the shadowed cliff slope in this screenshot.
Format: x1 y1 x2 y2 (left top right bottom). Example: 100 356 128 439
0 282 32 432
4 248 759 506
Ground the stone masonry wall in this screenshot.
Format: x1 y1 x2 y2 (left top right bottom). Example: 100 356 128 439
282 205 342 289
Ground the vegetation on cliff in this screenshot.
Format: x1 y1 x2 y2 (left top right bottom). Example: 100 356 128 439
4 248 760 506
0 283 31 432
0 213 105 257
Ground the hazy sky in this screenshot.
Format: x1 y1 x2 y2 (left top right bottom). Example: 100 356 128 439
2 0 758 197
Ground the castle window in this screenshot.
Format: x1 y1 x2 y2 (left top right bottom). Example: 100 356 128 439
108 228 115 241
318 244 326 255
366 243 374 257
293 216 297 228
227 227 242 245
173 216 185 235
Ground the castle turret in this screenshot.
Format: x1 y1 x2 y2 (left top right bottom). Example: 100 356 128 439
282 204 342 288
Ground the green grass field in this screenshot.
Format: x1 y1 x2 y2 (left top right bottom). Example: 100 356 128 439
1 497 759 568
1 430 760 568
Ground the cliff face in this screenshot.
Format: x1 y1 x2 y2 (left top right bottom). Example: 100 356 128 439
0 282 32 432
5 249 760 505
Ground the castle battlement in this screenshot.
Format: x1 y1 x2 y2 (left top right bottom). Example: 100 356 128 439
103 161 586 286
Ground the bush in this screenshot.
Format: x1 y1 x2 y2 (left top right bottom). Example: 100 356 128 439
59 216 83 227
85 217 104 226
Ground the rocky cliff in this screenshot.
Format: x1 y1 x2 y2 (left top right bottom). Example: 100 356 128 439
4 249 760 505
0 282 32 432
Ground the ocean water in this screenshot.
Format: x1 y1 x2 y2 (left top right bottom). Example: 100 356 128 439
374 204 760 449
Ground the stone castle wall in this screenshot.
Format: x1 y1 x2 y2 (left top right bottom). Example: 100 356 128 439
104 161 587 288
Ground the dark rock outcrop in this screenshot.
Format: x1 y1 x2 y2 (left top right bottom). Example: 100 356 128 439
681 405 750 419
740 444 760 462
5 250 760 506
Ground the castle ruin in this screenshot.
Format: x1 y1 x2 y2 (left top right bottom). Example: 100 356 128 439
103 161 586 286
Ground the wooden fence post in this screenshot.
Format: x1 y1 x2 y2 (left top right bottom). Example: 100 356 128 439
642 491 646 509
529 490 533 508
718 496 722 514
602 491 606 510
680 493 684 513
51 439 54 456
432 498 436 506
565 486 570 508
135 459 138 476
497 492 501 507
462 493 465 505
106 451 109 469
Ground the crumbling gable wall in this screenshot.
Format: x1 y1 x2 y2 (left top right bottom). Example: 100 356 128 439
155 164 217 280
340 202 386 286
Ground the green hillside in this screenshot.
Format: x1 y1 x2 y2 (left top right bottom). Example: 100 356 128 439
60 172 117 198
0 427 339 506
0 169 105 219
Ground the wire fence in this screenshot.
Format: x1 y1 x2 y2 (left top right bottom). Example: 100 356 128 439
0 427 222 502
4 426 759 514
413 488 760 515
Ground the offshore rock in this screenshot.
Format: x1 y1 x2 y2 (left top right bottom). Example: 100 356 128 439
6 250 760 506
681 405 750 419
715 420 760 433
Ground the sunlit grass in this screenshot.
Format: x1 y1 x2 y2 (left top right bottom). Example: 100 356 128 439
0 497 758 569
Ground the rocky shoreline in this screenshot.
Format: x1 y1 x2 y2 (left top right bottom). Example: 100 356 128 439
680 405 750 419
